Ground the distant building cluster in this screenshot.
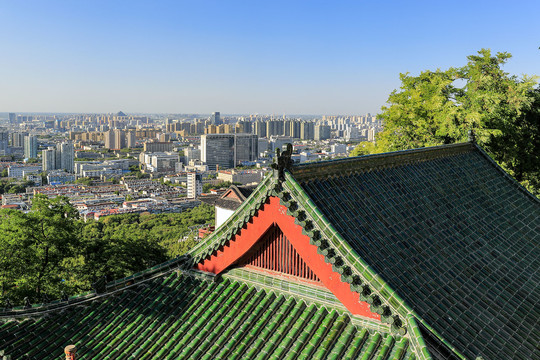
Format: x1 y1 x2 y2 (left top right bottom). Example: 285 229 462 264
0 110 378 209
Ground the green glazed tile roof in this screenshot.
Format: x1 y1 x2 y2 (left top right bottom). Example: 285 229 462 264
291 143 540 360
0 271 415 360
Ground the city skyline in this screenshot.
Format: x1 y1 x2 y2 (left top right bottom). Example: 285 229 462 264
1 0 539 114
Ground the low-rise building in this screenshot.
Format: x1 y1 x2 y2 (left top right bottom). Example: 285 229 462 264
47 171 76 185
8 164 42 179
217 169 265 185
25 174 43 186
143 141 174 152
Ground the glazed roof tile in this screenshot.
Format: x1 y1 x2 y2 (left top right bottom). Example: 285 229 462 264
290 143 540 360
0 272 414 360
2 142 537 360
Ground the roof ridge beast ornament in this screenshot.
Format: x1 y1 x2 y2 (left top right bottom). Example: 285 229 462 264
271 143 293 181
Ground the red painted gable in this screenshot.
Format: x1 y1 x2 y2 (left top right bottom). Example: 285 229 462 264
196 196 380 320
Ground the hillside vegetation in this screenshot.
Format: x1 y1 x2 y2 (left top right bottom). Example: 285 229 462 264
0 194 214 305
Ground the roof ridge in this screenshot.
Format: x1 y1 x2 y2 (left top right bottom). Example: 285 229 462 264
291 142 475 181
228 184 250 201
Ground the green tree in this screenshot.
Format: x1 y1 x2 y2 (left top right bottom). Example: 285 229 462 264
0 198 214 305
350 142 376 157
203 181 232 193
0 169 8 177
0 209 33 300
375 49 539 193
487 87 540 196
0 179 35 194
25 195 81 299
75 177 93 186
63 219 168 288
377 68 462 150
0 195 80 302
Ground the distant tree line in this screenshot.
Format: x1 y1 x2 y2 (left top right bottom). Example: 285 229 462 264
0 194 214 305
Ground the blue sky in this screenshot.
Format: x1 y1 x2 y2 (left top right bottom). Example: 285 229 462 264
1 0 538 115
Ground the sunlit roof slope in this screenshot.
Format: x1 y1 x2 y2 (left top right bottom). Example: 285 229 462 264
290 142 540 360
0 271 414 359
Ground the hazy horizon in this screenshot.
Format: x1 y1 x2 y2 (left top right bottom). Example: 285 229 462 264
1 0 539 115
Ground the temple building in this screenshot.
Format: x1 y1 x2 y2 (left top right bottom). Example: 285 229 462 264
1 141 538 359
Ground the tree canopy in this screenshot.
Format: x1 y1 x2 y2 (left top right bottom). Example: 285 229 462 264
0 196 214 305
0 179 35 194
349 141 376 157
356 49 539 195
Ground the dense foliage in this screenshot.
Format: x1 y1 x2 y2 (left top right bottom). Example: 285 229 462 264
203 180 234 192
0 179 35 194
354 49 540 195
0 195 214 305
74 177 93 186
349 141 376 157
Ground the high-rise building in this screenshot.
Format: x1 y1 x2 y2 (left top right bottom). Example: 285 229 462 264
201 134 235 170
254 121 267 138
367 128 377 142
126 131 137 148
185 147 201 163
234 134 258 164
186 172 203 198
42 148 56 171
287 120 301 139
56 142 75 173
236 121 252 134
258 138 269 154
148 153 178 172
55 144 62 170
269 136 293 152
11 132 27 147
266 120 284 137
314 125 331 141
114 129 126 149
158 133 170 142
0 131 8 154
8 113 16 124
345 126 360 141
300 122 315 140
104 130 115 149
104 129 126 149
201 134 258 170
24 135 38 159
210 112 221 125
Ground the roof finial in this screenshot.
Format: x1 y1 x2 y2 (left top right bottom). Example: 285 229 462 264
64 345 77 360
468 129 476 143
271 143 293 181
